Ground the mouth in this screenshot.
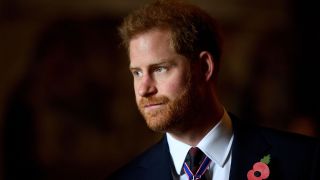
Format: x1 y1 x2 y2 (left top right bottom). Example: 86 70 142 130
144 103 165 110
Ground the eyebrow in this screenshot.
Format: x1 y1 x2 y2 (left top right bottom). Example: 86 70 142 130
129 59 174 70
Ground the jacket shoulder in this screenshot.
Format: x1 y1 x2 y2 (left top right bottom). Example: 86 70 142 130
259 126 319 150
106 137 170 180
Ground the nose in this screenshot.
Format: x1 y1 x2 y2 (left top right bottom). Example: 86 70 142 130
137 75 157 97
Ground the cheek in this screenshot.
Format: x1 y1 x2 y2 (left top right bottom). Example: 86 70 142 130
165 82 179 94
159 76 188 98
135 96 140 106
133 83 140 100
133 81 138 94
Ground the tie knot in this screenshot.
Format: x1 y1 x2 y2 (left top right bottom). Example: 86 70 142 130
189 147 203 159
183 147 211 180
186 147 205 169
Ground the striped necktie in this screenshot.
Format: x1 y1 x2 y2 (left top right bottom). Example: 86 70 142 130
183 147 211 180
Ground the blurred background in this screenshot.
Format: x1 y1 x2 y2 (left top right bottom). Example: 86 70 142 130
0 0 319 179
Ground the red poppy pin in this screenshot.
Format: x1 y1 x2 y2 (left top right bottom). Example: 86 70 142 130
247 154 271 180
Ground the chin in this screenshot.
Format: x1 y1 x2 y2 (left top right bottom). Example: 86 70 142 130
145 117 171 132
144 112 186 133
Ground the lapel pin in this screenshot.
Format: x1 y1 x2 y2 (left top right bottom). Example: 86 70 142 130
247 154 271 180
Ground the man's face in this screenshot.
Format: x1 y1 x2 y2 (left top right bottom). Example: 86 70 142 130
129 29 198 132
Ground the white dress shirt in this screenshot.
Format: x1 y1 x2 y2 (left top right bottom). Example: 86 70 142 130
166 109 234 180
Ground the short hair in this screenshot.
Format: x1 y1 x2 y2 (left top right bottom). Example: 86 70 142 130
119 0 223 73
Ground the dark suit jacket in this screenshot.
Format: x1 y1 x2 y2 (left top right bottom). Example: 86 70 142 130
107 114 320 180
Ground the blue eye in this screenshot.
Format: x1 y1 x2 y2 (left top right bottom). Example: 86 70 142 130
155 66 167 73
132 70 143 77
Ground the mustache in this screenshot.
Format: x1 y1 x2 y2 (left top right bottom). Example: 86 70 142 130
139 96 170 107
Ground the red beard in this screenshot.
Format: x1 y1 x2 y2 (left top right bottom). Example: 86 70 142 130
137 77 198 132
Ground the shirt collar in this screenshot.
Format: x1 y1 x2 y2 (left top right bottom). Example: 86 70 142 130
166 109 234 175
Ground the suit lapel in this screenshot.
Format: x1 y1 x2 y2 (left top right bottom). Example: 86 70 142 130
138 136 173 180
229 114 271 180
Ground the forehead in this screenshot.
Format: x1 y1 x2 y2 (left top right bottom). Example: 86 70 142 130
129 29 176 67
130 28 173 51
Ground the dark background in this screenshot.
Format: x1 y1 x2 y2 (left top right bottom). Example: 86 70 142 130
0 0 319 179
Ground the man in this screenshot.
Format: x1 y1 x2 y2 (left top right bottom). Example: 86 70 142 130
108 0 320 179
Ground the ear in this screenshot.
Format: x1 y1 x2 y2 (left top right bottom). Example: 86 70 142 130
199 51 214 81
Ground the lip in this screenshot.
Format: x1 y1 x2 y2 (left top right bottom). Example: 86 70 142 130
144 103 164 110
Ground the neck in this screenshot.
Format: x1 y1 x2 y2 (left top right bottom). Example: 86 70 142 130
168 90 224 146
